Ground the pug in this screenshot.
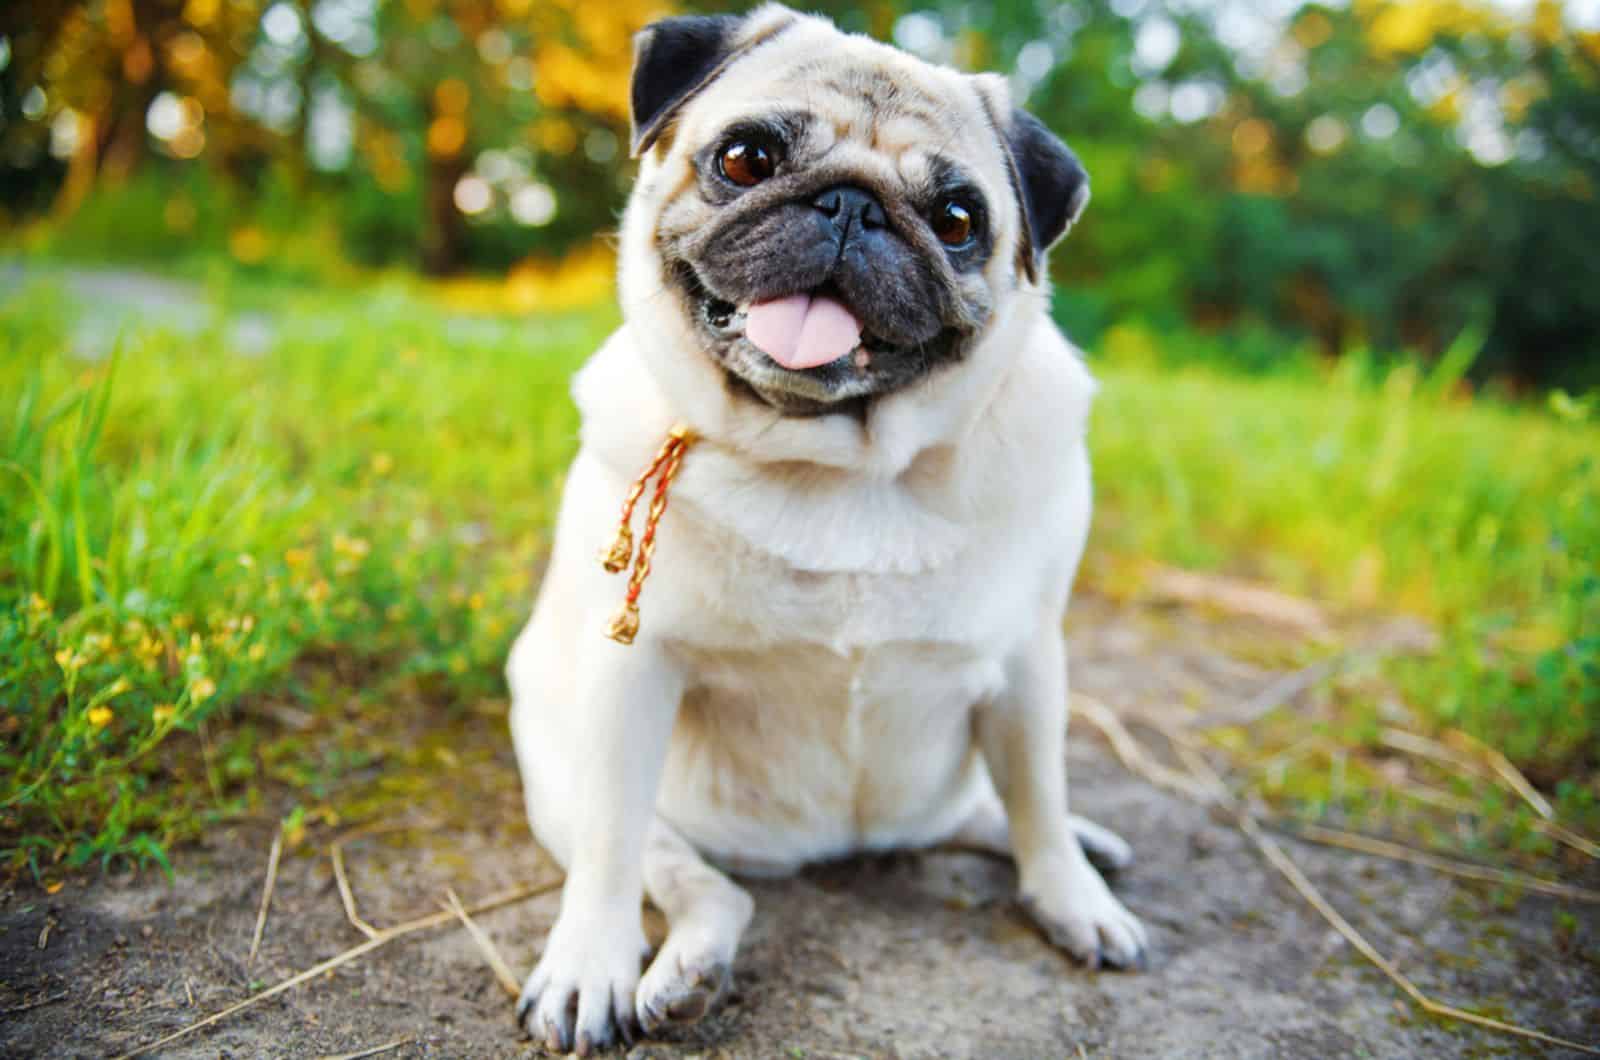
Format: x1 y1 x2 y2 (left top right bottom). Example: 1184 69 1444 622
506 5 1147 1053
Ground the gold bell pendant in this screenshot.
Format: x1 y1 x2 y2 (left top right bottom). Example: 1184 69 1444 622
598 422 696 644
605 601 641 645
600 525 633 574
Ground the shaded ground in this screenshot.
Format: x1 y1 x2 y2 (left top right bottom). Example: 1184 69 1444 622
3 592 1596 1059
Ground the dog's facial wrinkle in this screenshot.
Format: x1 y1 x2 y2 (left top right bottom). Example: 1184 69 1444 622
650 90 1011 415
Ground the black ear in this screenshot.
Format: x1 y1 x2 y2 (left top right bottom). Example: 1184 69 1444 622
1004 109 1089 281
630 14 743 157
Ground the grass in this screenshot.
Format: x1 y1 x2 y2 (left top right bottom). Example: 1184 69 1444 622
0 272 605 875
0 265 1594 875
1089 337 1599 777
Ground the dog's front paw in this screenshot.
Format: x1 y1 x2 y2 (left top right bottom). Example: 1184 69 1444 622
635 924 734 1034
1020 847 1148 970
518 905 649 1055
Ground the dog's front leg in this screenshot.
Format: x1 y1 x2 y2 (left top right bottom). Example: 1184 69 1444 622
978 622 1148 969
518 637 685 1054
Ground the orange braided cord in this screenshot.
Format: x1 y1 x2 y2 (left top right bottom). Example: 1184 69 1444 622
603 423 696 644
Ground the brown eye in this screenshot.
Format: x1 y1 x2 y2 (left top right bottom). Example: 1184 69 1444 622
719 140 776 186
932 199 974 245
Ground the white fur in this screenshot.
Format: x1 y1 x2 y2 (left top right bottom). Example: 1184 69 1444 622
506 9 1146 1051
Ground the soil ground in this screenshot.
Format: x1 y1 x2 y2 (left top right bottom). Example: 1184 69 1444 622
3 595 1597 1060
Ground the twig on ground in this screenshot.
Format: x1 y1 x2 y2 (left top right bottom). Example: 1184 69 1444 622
1442 728 1553 820
331 843 381 940
329 813 446 848
316 1035 415 1060
1068 694 1209 801
248 826 284 964
1278 822 1600 904
1229 657 1339 727
1 990 68 1015
1172 744 1599 1056
110 878 563 1060
1536 818 1600 860
1076 696 1598 1055
1380 727 1598 859
442 886 522 998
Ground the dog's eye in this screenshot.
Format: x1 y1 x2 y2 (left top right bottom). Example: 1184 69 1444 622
718 140 776 186
932 199 974 246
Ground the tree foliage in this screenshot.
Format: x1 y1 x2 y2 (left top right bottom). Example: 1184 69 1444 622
2 0 1597 387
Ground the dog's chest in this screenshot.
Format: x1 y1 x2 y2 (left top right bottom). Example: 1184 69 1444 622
659 556 1012 861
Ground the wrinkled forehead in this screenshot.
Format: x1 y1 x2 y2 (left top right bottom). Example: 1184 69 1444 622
673 32 1010 201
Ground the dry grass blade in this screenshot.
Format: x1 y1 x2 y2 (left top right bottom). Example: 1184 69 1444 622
248 827 284 964
1283 822 1600 904
1443 728 1553 820
316 1035 415 1060
110 878 563 1060
1173 745 1599 1056
1373 770 1600 861
331 843 381 940
442 886 522 998
1 991 68 1015
1380 727 1598 859
1069 694 1209 801
1538 819 1600 860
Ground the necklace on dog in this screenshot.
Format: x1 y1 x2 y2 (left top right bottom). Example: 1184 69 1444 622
599 422 697 644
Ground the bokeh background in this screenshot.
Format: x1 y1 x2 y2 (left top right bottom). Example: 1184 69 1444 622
6 0 1600 385
0 3 1596 879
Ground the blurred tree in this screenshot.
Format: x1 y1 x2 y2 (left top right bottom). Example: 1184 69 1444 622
0 0 262 218
3 0 1598 383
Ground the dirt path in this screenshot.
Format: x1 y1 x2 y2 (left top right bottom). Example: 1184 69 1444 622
3 595 1596 1059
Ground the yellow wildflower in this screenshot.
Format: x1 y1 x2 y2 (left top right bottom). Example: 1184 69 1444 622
153 704 176 725
190 676 217 703
371 451 395 476
88 705 113 728
333 533 371 559
248 643 267 661
285 547 312 568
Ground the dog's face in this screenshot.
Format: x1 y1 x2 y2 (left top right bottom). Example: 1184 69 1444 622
618 5 1089 417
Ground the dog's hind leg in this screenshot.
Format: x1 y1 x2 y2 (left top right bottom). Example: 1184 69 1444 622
635 818 754 1034
949 777 1135 875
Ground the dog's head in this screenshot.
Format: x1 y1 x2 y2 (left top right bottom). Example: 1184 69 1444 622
617 5 1088 419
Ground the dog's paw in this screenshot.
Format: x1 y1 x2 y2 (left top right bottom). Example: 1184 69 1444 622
517 906 649 1055
1020 847 1148 970
1067 813 1134 876
636 927 733 1034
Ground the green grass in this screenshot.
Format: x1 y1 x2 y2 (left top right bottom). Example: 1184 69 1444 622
1090 347 1598 779
0 274 606 874
0 270 1594 874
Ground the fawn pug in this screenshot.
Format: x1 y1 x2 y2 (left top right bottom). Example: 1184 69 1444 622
507 6 1146 1052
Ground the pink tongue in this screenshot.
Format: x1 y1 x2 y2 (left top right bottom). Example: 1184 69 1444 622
744 294 862 370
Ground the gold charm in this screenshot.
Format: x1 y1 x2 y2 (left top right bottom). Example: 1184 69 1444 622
600 525 633 574
605 601 641 645
599 422 697 644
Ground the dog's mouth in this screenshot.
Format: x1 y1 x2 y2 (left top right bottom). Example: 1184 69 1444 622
699 287 921 368
675 264 954 414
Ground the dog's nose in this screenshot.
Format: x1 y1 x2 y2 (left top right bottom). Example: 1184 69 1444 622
812 185 888 233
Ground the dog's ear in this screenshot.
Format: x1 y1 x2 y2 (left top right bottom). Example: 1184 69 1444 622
1002 109 1090 282
629 14 744 157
